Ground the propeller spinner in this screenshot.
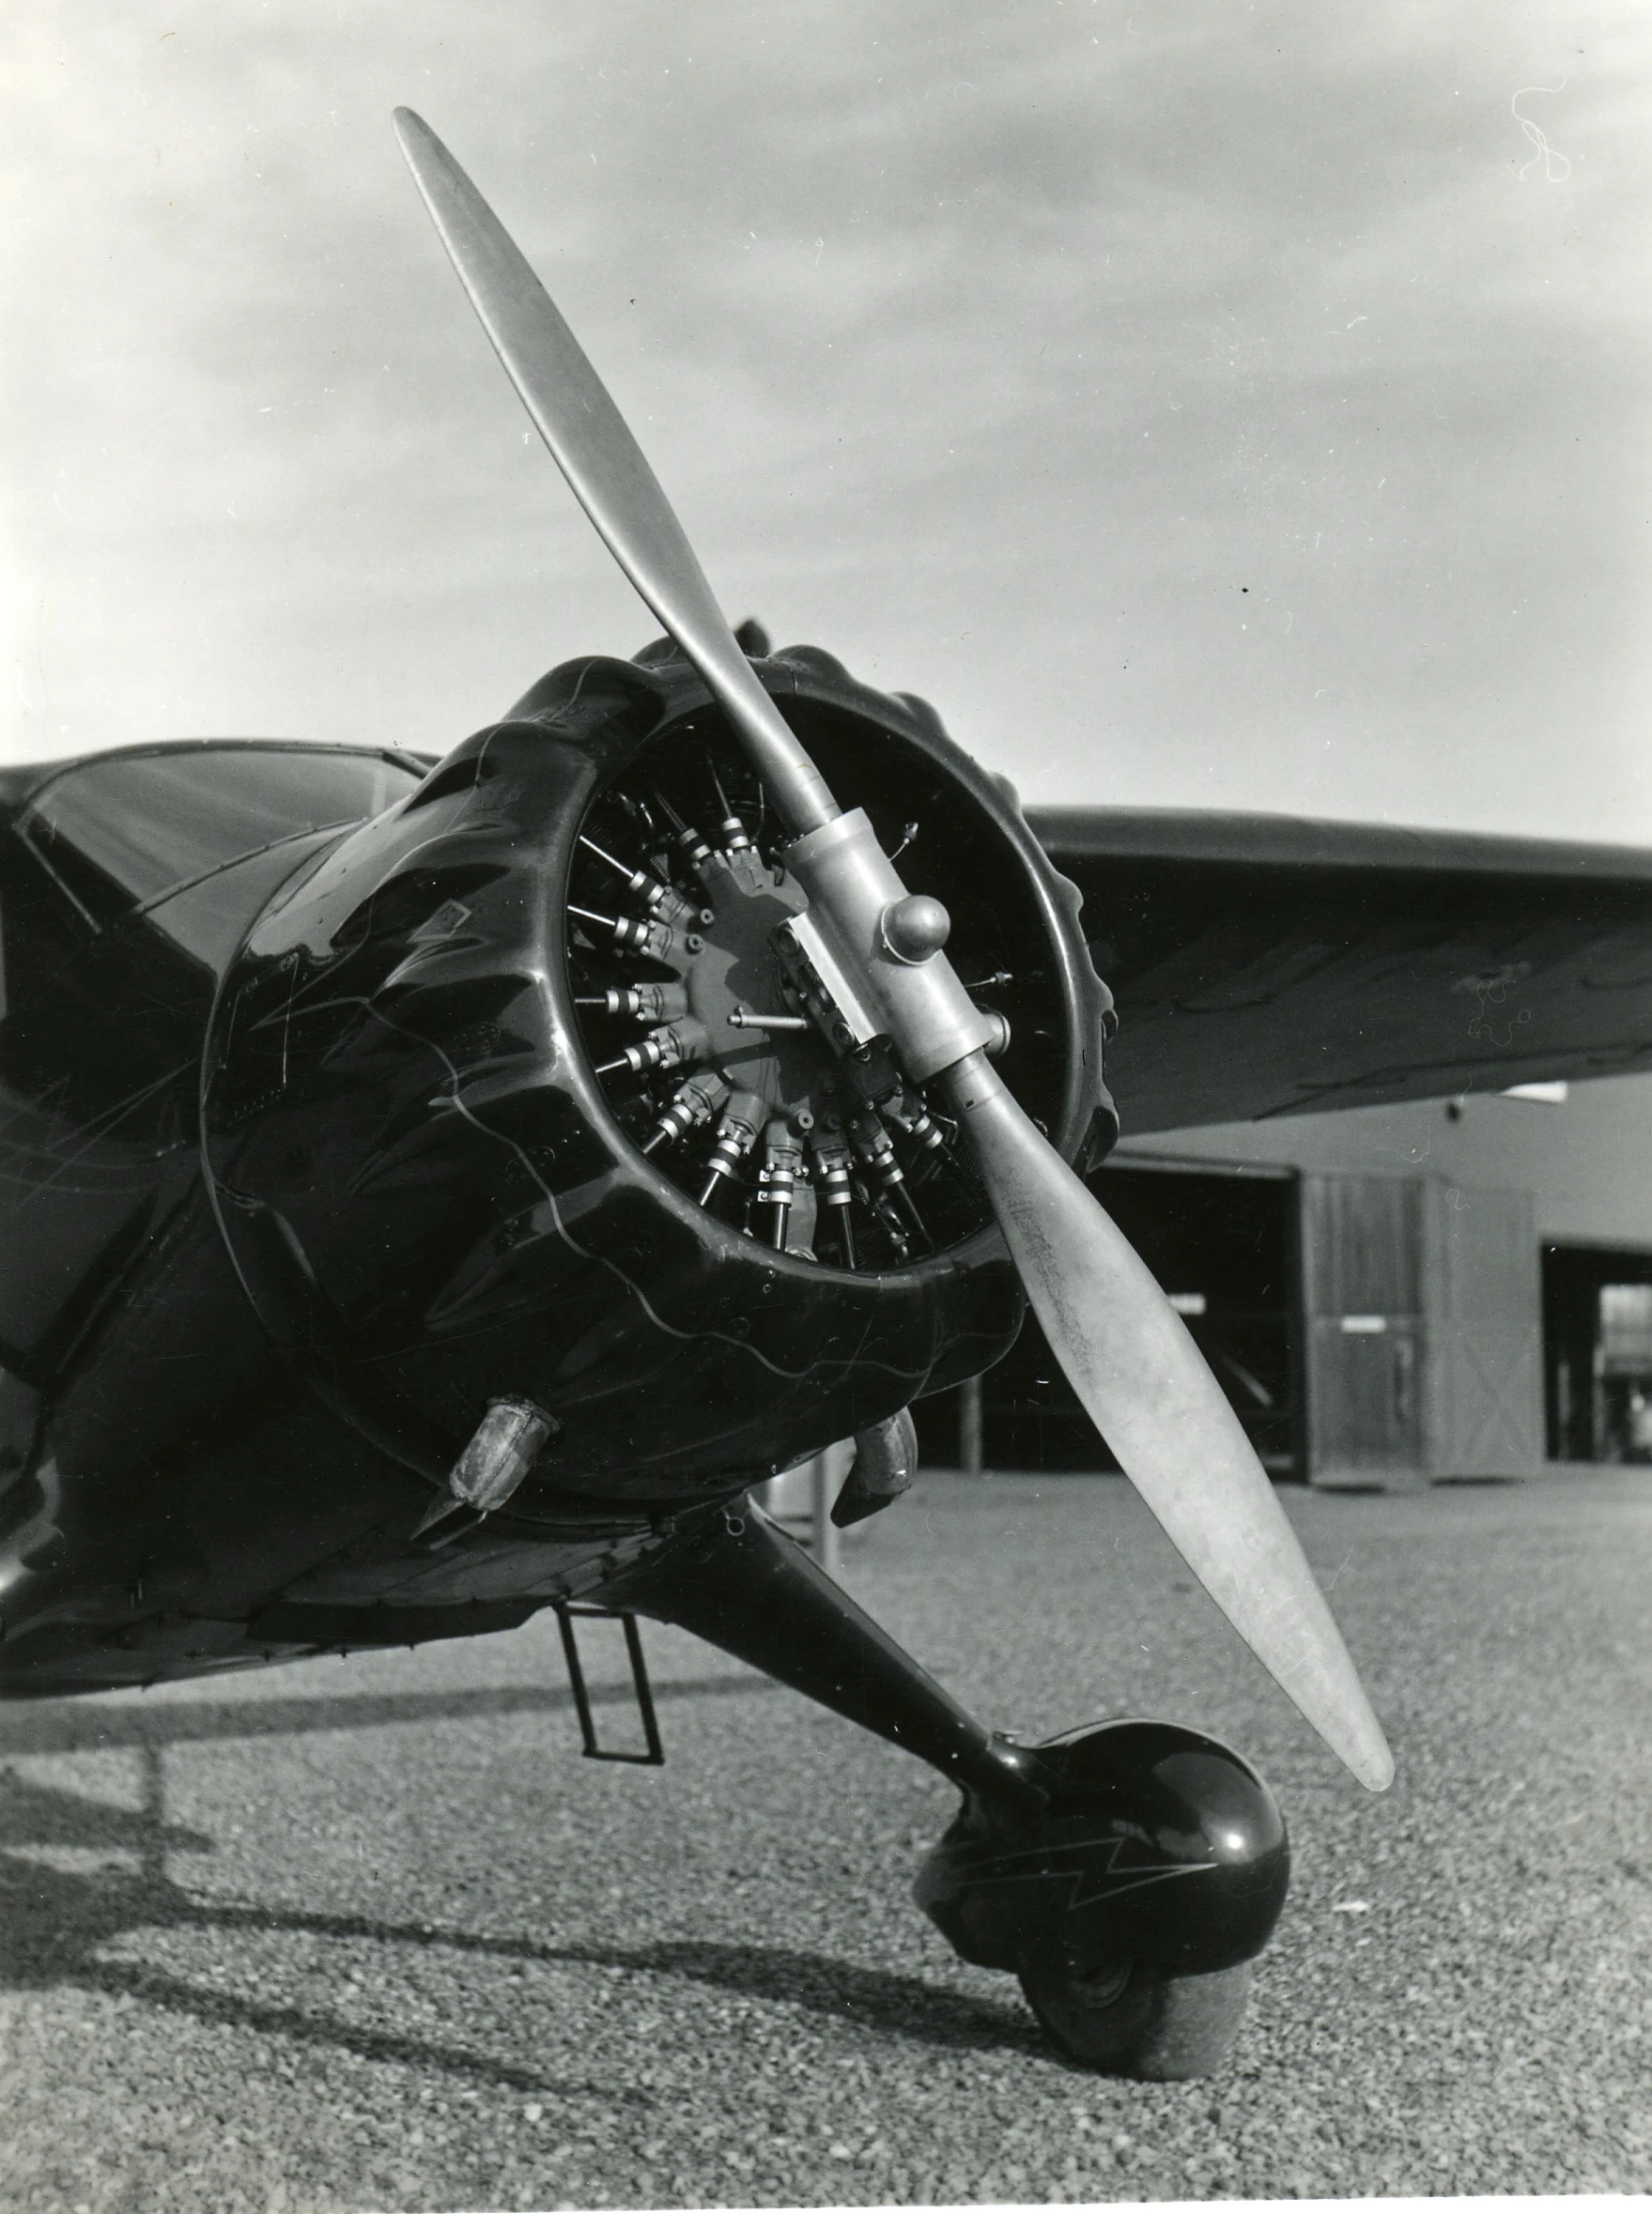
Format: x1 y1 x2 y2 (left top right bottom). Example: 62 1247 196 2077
392 107 1394 1794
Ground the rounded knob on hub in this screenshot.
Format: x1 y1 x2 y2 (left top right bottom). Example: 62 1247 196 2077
880 893 952 965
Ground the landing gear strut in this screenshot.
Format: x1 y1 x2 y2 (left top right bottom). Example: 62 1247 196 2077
598 1498 1289 2078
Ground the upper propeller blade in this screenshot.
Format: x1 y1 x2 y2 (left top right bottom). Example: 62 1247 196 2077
392 108 1394 1793
947 1054 1394 1791
393 108 834 840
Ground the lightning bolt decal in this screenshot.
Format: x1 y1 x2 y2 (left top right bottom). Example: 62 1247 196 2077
941 1830 1213 1913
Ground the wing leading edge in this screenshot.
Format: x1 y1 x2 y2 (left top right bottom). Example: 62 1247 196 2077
1028 806 1652 1133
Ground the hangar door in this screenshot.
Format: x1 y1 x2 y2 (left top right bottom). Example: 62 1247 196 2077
1301 1173 1541 1489
915 1161 1302 1478
1422 1178 1542 1481
1542 1245 1652 1462
917 1164 1543 1489
1299 1175 1426 1489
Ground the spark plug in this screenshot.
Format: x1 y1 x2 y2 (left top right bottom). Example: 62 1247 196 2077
849 1107 928 1244
578 836 698 927
595 1017 708 1080
809 1122 858 1267
874 1193 913 1259
810 1123 855 1212
848 1107 904 1189
709 765 753 855
643 1070 729 1154
655 792 717 886
756 1119 803 1250
886 1092 948 1156
566 904 692 963
669 808 725 896
577 981 689 1023
698 1089 766 1205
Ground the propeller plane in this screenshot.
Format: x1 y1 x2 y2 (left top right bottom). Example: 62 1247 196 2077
18 111 1646 2078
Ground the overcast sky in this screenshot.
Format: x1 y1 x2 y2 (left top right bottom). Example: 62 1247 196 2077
5 2 1650 841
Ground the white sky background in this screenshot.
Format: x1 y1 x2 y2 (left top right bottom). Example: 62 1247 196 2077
4 1 1650 841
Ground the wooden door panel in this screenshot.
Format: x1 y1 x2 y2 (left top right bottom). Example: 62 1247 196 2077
1301 1174 1423 1319
1307 1321 1424 1484
1301 1172 1427 1488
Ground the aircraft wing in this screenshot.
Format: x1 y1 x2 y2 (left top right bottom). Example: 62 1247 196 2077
1028 806 1652 1134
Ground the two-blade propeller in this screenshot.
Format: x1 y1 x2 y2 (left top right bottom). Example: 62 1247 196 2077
393 108 1394 1794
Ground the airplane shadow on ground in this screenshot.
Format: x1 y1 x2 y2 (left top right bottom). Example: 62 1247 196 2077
0 1675 1039 2100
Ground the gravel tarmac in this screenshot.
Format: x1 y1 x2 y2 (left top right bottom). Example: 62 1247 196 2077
1 1465 1649 2212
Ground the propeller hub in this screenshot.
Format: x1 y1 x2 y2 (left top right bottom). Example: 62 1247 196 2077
880 893 952 965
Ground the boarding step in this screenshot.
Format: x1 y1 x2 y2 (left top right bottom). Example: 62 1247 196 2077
552 1603 665 1766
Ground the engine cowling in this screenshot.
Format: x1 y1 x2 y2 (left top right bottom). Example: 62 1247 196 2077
201 642 1117 1511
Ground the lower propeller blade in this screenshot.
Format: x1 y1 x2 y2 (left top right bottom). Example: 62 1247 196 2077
946 1051 1394 1794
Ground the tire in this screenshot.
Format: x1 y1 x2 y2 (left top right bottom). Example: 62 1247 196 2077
1017 1955 1252 2079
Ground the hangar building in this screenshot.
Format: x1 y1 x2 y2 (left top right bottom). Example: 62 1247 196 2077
917 801 1652 1491
932 1073 1652 1489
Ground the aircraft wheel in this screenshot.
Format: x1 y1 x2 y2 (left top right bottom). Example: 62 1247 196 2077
1016 1954 1251 2079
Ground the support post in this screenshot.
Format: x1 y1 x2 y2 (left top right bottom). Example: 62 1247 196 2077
811 1441 848 1578
959 1373 984 1478
755 1444 848 1576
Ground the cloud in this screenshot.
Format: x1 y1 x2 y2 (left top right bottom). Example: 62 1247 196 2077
4 0 1650 839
